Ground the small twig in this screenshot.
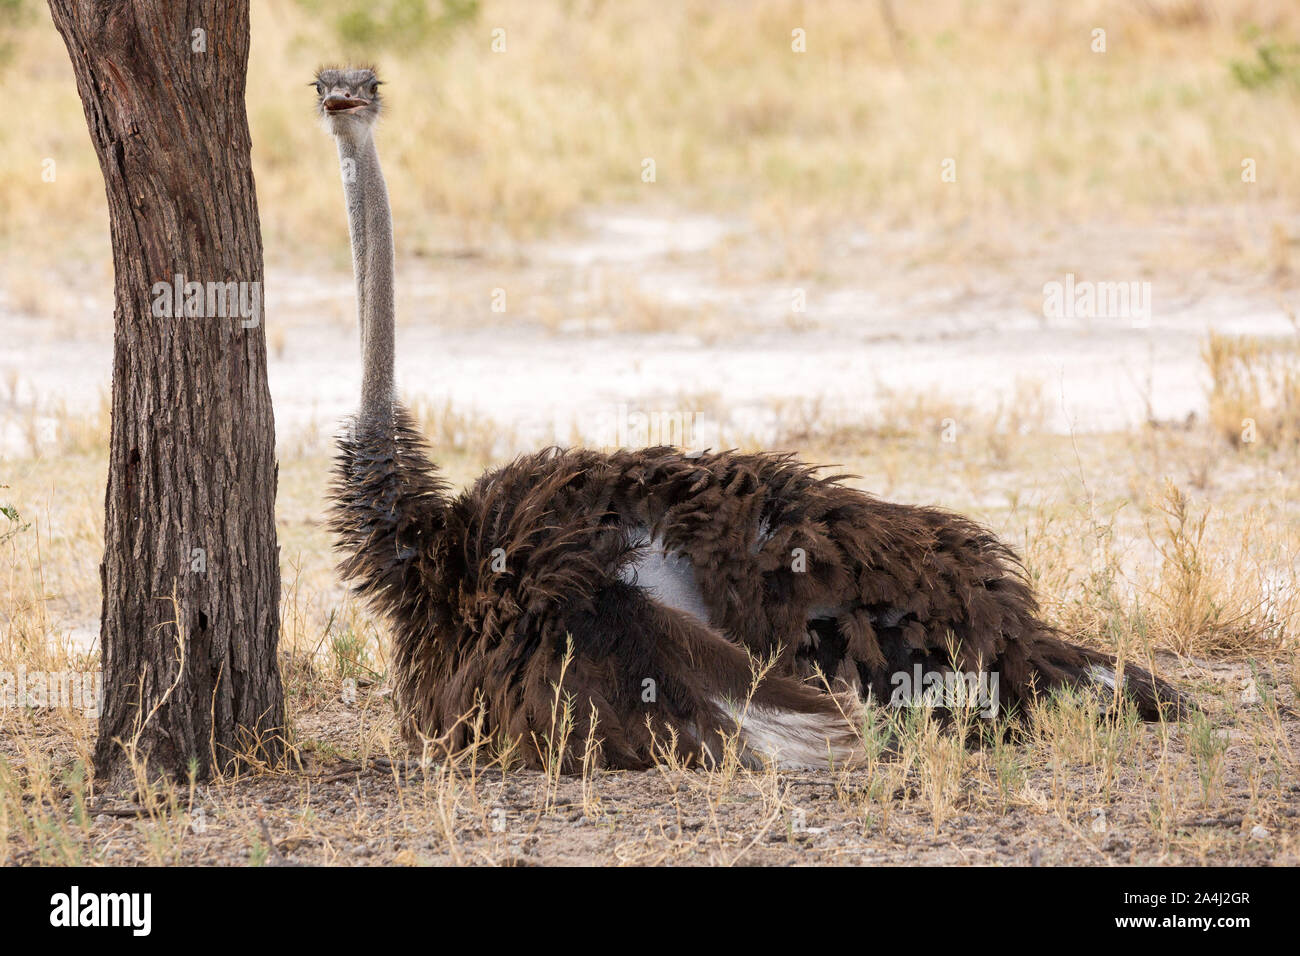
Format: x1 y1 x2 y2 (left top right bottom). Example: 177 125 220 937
1183 815 1244 828
311 765 372 785
257 810 301 867
308 755 427 785
84 805 149 819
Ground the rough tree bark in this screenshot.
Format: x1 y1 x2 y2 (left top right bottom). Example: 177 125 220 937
47 0 284 786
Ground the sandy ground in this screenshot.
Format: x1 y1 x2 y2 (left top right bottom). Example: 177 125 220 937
4 654 1293 867
3 207 1297 458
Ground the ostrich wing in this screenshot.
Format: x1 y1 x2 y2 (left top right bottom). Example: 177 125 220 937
606 447 1188 720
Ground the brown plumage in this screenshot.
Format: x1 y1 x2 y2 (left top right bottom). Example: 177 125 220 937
318 68 1189 772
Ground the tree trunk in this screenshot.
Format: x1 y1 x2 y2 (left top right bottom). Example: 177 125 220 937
47 0 284 787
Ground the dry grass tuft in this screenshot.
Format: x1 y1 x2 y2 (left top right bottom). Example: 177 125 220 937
1203 327 1300 450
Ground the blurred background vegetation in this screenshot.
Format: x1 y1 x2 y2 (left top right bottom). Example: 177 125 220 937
0 0 1297 273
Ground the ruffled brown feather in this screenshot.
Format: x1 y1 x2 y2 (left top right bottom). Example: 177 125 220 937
329 409 1189 771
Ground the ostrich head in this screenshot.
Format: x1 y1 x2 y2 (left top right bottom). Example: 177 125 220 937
314 67 382 137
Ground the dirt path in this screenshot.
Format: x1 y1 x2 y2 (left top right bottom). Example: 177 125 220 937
3 208 1295 457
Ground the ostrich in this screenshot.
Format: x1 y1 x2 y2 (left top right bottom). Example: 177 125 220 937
317 67 1187 770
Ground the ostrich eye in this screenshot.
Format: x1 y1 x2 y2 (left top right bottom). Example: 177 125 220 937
315 81 324 95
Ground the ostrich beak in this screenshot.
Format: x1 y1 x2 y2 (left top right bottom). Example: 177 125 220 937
324 93 369 113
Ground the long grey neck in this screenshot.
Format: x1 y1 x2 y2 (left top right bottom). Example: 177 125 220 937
336 131 395 427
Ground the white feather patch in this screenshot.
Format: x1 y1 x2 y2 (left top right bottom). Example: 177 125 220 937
1088 664 1118 690
715 698 861 770
620 529 712 625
